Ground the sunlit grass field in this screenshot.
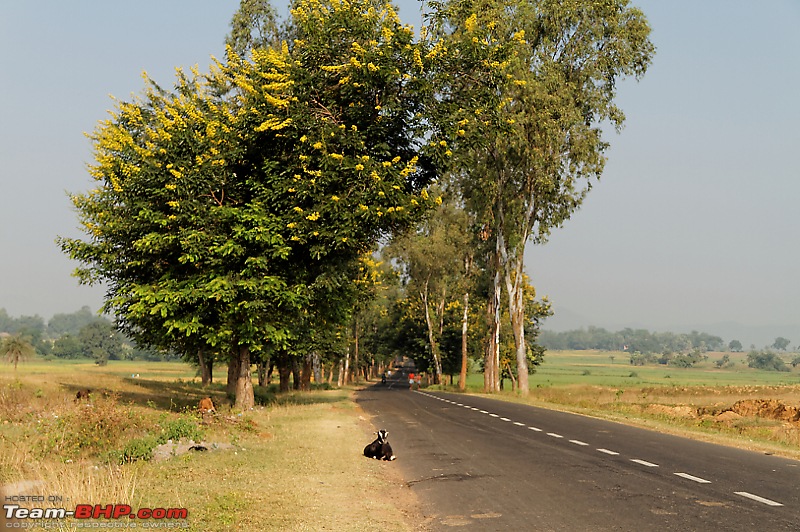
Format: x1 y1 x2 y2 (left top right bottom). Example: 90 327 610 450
0 359 415 531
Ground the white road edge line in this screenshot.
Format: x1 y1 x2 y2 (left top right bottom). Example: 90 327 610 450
631 459 659 467
597 449 619 455
569 440 589 446
734 492 783 507
674 473 711 484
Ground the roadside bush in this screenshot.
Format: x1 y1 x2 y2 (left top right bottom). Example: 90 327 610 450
157 415 205 444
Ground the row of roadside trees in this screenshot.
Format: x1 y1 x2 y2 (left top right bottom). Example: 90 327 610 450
58 0 654 407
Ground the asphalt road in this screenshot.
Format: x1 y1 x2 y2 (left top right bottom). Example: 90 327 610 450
356 379 800 531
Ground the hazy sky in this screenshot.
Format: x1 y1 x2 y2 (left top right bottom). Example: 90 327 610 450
1 1 798 345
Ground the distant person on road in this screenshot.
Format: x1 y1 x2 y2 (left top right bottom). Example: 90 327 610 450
409 372 415 390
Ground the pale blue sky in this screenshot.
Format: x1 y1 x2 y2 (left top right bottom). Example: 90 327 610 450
1 1 798 346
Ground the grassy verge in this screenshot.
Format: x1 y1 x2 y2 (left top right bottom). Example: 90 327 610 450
0 363 416 531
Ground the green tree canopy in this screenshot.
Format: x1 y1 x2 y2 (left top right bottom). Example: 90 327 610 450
59 0 437 407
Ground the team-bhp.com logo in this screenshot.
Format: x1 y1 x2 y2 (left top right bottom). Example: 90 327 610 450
4 503 188 527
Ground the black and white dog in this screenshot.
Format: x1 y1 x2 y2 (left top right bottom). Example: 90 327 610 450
363 429 396 461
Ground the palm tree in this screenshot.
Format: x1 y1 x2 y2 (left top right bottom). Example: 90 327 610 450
0 334 36 370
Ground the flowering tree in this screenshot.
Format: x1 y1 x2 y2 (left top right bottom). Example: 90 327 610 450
60 0 437 408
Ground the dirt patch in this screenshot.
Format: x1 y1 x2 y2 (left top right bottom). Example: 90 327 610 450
645 404 697 418
714 411 742 423
729 399 800 423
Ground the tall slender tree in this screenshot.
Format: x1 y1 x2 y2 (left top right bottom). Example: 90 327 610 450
426 0 654 393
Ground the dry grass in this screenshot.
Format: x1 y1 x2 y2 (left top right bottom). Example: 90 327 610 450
0 362 417 531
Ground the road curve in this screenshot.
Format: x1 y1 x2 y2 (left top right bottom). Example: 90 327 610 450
356 383 800 531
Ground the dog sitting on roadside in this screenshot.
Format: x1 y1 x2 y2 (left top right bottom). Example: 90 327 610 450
363 429 396 461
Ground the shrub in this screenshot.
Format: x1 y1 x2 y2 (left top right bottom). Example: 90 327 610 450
157 415 205 444
746 350 789 372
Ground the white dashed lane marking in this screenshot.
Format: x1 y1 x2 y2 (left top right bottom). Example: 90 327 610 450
418 391 787 512
735 492 783 507
597 448 620 456
674 473 711 484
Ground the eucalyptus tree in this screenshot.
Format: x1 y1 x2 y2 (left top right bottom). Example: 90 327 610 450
426 0 654 393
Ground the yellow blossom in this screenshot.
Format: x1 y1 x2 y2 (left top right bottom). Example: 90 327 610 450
313 142 323 149
355 164 364 171
465 13 477 32
331 195 340 201
287 222 297 228
293 206 304 213
306 212 320 221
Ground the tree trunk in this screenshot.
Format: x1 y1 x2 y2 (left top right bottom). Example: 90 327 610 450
198 348 212 386
234 345 254 410
505 257 529 395
278 354 291 392
353 317 360 383
343 347 350 386
257 358 269 387
291 359 300 390
300 354 312 391
459 290 469 391
421 278 443 384
505 362 517 392
485 254 502 393
226 352 240 397
312 352 322 383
